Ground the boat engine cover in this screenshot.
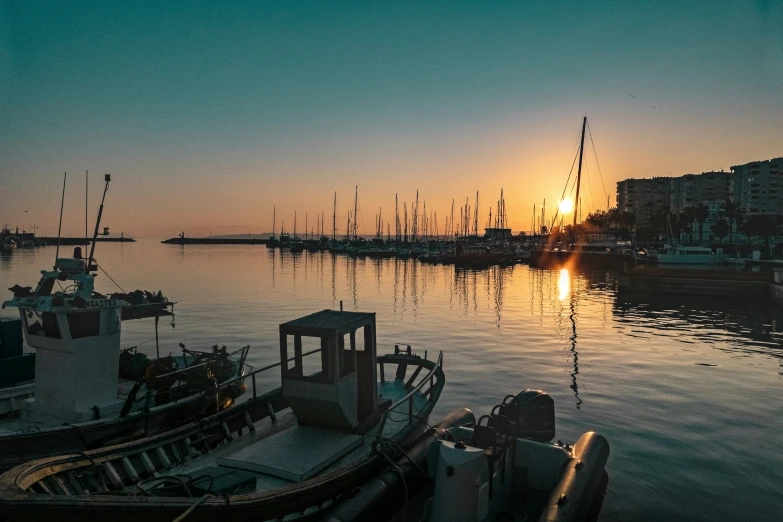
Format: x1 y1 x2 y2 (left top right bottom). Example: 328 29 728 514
429 441 490 522
510 390 555 442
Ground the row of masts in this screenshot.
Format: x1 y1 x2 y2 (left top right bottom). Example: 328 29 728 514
270 187 510 243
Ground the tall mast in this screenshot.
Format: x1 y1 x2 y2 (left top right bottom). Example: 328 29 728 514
450 199 454 237
294 211 297 238
395 194 399 242
474 191 479 236
273 206 276 238
332 192 337 240
353 186 358 240
413 191 419 242
574 116 587 228
85 171 88 250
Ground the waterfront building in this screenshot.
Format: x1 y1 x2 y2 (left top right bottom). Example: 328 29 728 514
616 177 671 225
729 157 783 215
669 171 731 214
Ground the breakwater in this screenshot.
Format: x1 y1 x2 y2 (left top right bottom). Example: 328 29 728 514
161 237 269 245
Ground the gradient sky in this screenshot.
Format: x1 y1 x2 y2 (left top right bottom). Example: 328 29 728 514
1 1 782 238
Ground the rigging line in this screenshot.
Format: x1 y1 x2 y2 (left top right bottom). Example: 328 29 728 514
96 262 127 294
586 120 609 202
584 161 596 218
550 145 581 228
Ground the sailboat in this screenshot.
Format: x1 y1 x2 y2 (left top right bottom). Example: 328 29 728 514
266 207 279 248
529 117 632 269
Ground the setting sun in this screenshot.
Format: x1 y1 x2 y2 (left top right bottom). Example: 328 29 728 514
558 199 574 214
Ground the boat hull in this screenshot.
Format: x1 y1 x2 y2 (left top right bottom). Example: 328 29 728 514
0 381 241 472
0 354 445 522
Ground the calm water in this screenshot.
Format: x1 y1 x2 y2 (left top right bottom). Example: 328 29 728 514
2 241 781 521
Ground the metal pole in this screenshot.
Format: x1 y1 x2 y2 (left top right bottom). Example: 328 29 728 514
55 172 67 265
87 174 111 271
155 315 160 359
573 116 587 228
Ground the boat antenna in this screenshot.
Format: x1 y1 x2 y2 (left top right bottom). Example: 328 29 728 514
55 171 67 266
87 174 111 273
85 170 88 253
573 116 587 228
353 186 358 240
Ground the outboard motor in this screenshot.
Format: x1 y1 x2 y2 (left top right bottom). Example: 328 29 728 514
494 390 555 442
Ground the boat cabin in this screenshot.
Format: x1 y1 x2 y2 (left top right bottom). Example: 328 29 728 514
2 249 127 426
279 310 378 432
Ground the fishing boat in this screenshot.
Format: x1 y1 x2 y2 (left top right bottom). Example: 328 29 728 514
325 392 610 522
0 310 452 522
651 245 726 265
0 175 248 472
0 226 16 251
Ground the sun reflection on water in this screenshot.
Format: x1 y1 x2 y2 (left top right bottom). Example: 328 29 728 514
558 268 570 301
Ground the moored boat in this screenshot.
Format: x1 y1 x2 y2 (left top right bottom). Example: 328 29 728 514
325 391 610 522
652 245 726 265
0 310 448 521
0 175 248 472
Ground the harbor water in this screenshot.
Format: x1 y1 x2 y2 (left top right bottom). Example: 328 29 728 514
1 242 781 521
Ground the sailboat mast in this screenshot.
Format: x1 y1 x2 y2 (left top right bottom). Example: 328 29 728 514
272 206 276 238
574 116 587 228
395 194 399 242
353 186 358 240
475 191 479 236
333 192 337 241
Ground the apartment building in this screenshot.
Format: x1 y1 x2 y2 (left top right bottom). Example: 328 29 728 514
669 171 731 214
616 177 672 225
730 158 783 215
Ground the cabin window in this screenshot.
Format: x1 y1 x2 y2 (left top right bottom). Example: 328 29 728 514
284 334 331 381
66 310 101 339
340 333 356 376
44 312 62 338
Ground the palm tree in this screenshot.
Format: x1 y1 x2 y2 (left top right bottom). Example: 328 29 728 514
694 204 710 242
679 207 696 242
720 199 744 247
711 219 729 243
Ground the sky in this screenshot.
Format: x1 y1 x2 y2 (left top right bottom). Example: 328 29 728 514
1 1 782 238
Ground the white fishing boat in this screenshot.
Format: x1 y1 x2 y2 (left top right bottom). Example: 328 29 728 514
0 174 248 472
652 245 726 265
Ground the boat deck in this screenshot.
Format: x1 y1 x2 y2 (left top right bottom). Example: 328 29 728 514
132 379 427 496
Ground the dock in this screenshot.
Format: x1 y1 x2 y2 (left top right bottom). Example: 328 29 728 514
618 266 772 299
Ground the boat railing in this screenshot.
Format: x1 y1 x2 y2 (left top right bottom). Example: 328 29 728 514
137 346 252 405
217 347 323 401
376 350 443 438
